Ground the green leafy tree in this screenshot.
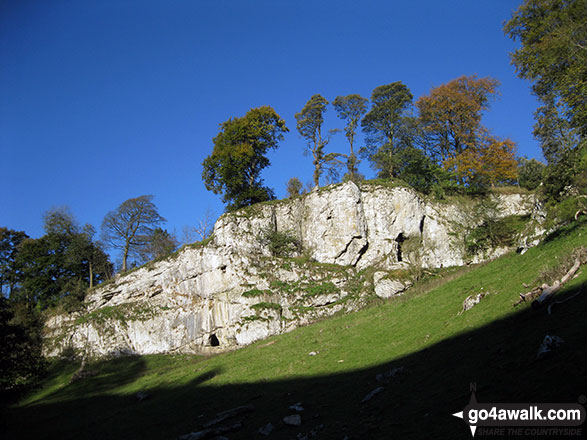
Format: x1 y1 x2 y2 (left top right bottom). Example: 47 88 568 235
0 297 45 402
361 82 413 177
333 94 368 182
0 228 28 297
518 157 546 190
202 106 288 209
15 208 111 308
504 0 587 137
505 0 586 199
101 195 166 272
392 146 442 194
68 224 112 289
295 95 339 187
286 177 303 198
542 143 587 200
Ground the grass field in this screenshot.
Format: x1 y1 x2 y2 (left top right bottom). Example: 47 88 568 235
2 219 586 439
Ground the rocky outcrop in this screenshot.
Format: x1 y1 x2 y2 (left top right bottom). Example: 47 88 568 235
44 182 546 357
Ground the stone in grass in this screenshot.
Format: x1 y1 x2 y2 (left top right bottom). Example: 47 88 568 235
536 335 564 360
460 292 489 313
375 366 405 383
361 386 384 403
289 402 304 412
258 422 274 436
136 391 149 401
283 414 302 426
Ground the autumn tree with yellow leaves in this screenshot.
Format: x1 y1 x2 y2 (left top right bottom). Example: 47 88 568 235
446 134 518 188
415 75 517 188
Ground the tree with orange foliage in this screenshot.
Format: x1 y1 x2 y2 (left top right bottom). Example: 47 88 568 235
416 75 499 164
447 134 518 188
415 75 521 188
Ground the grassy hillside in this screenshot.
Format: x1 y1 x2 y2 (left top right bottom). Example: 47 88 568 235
3 219 586 439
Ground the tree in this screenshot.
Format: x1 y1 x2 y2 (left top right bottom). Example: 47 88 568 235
504 1 586 199
446 135 518 189
518 157 546 190
504 0 587 137
333 94 368 182
138 228 178 262
416 75 499 167
202 106 288 210
295 95 338 187
101 195 166 272
0 297 45 402
286 177 303 198
14 209 111 308
391 146 441 194
361 82 413 177
43 206 77 236
0 228 28 297
68 225 112 289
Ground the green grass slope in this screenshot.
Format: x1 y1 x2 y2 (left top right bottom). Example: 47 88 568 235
3 220 586 439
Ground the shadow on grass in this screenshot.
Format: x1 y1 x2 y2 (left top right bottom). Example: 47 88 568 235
3 283 586 440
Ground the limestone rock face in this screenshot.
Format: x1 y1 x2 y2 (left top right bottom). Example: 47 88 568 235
44 182 546 357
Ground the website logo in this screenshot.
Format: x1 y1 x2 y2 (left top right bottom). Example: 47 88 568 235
453 385 586 437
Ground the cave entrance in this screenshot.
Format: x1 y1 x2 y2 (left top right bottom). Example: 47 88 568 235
209 334 220 347
395 233 405 262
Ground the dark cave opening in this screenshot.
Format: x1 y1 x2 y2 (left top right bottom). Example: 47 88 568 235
209 334 220 347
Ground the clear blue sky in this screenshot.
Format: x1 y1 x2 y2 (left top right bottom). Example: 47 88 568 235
1 0 540 249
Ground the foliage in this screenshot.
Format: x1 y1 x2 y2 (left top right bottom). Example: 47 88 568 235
295 95 340 187
0 227 28 297
333 94 368 181
258 228 302 258
202 106 288 210
138 228 178 262
14 210 111 308
446 135 518 188
304 281 337 297
416 75 499 166
465 215 529 255
388 145 441 194
286 177 303 198
242 288 268 298
505 0 586 202
542 141 587 200
517 157 545 190
101 195 166 272
361 82 413 177
250 302 282 312
546 195 587 224
0 297 46 402
504 0 587 138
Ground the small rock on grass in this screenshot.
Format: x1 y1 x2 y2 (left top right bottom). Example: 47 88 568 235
283 414 302 426
258 422 274 435
361 386 384 403
289 402 304 412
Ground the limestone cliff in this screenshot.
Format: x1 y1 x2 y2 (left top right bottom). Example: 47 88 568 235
44 182 546 357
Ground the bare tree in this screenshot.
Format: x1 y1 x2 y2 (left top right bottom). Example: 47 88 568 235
182 208 216 244
101 195 166 272
195 207 215 240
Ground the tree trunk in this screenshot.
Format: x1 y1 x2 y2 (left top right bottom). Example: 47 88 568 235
89 261 93 289
122 244 129 272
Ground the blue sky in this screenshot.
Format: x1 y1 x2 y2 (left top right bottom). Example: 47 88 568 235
1 0 540 251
